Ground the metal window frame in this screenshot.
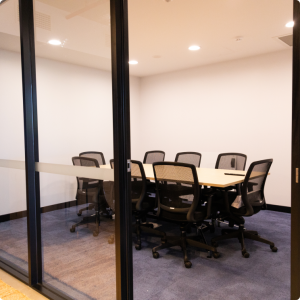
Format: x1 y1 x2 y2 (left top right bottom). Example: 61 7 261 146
291 1 300 299
18 0 42 287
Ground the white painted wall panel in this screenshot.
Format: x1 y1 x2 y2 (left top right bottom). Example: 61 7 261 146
138 50 292 206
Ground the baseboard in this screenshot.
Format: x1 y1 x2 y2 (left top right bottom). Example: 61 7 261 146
1 200 291 223
40 200 78 214
0 211 27 223
267 204 291 213
0 199 83 222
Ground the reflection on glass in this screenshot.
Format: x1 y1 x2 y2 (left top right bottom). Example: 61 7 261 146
0 169 27 273
129 0 292 299
33 0 116 299
0 0 28 274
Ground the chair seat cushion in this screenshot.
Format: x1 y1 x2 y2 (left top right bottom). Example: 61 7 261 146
160 205 206 223
209 190 262 217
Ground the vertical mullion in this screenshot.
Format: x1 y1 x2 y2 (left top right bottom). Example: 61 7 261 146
292 1 300 299
18 0 42 286
110 0 133 299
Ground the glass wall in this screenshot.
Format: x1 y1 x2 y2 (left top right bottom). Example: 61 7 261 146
33 0 116 298
0 0 28 274
128 0 292 299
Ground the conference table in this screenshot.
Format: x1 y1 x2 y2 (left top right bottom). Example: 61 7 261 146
141 164 249 187
100 163 269 215
101 163 266 188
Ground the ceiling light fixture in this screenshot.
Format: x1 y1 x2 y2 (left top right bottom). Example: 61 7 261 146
129 60 138 65
0 0 6 5
48 39 62 46
189 45 200 51
286 21 294 28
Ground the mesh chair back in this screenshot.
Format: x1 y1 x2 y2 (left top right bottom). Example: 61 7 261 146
215 153 247 170
153 162 200 222
79 151 106 166
143 151 165 164
175 152 201 168
72 156 100 191
242 159 273 216
131 160 147 211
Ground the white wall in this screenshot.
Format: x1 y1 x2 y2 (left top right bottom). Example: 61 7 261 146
0 48 293 213
138 49 292 206
0 49 26 216
0 48 141 214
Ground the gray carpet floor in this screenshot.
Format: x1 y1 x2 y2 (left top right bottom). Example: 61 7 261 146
0 207 290 300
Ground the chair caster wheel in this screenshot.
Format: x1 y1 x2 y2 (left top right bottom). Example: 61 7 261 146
153 252 159 259
184 261 192 268
213 252 220 259
93 231 99 237
135 244 141 250
242 251 250 258
270 246 278 252
211 241 218 247
77 213 82 216
70 227 75 233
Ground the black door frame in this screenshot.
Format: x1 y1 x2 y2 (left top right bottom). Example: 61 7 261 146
1 0 300 299
110 0 133 299
291 1 300 299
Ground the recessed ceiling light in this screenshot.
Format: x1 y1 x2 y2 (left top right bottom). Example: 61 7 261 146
189 45 200 51
286 21 294 28
48 39 62 46
129 60 138 65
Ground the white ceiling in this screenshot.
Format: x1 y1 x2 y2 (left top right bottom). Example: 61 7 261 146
128 0 293 76
0 0 293 77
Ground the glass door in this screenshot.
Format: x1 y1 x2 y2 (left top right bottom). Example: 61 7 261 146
32 0 117 298
128 0 292 299
0 0 28 277
0 0 133 299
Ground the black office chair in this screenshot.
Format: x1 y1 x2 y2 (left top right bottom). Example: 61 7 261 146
143 151 165 193
131 160 166 250
79 151 106 166
209 153 247 230
215 152 247 171
80 152 115 215
110 159 165 248
212 153 247 195
175 152 201 168
71 156 107 236
211 159 277 258
152 162 219 268
143 151 165 164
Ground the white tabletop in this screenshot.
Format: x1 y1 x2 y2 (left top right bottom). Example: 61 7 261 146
101 164 264 188
142 164 249 188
